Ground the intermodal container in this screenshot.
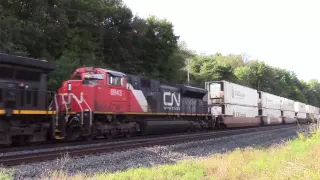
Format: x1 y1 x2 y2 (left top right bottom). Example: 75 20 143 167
211 104 258 117
294 102 307 113
258 91 281 110
261 108 282 124
280 97 295 112
306 105 318 114
296 112 307 119
282 110 295 118
206 81 258 107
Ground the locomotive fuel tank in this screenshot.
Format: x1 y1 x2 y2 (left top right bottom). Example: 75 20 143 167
139 119 195 135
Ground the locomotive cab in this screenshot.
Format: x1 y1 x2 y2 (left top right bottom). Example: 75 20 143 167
58 67 129 113
56 67 130 139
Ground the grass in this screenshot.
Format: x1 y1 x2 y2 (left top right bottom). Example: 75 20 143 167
2 125 320 180
0 169 14 180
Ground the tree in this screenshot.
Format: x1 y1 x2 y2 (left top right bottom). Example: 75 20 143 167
0 0 186 90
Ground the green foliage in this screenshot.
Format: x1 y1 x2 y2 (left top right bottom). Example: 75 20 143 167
0 0 185 90
93 162 204 180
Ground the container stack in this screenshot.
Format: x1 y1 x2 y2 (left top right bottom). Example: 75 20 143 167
306 105 319 123
258 91 282 125
280 97 297 124
294 102 307 123
206 80 260 127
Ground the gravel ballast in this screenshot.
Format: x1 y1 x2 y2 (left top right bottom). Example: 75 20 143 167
3 124 313 179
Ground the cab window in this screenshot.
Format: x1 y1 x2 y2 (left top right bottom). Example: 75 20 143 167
82 73 104 85
108 74 124 86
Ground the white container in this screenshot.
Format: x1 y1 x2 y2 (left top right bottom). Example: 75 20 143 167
296 112 307 119
294 102 307 113
258 91 281 110
282 110 296 118
280 97 295 111
306 105 312 114
211 104 258 117
306 105 319 114
261 108 281 117
207 81 258 107
282 110 297 124
261 108 282 124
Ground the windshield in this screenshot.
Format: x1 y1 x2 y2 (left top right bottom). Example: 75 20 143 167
82 73 105 85
84 74 104 80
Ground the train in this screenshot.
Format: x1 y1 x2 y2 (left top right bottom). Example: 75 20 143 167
0 53 318 146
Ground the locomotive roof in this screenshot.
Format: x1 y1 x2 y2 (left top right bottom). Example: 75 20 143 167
180 84 207 94
103 69 127 77
0 53 56 71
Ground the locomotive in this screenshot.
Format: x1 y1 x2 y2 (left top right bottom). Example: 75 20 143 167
55 67 213 140
0 53 318 146
0 53 56 145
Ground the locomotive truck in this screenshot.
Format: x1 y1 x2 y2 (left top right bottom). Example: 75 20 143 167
0 53 318 146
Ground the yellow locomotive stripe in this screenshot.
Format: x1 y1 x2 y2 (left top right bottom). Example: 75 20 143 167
13 110 56 114
0 109 56 115
1 109 208 116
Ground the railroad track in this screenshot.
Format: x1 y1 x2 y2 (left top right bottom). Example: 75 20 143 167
0 123 309 166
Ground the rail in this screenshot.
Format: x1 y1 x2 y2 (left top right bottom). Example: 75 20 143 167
0 123 308 166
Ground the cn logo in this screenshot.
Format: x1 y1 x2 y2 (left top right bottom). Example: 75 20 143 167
163 91 181 107
60 92 84 104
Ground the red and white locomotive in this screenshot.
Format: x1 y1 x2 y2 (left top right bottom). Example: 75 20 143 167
55 67 212 140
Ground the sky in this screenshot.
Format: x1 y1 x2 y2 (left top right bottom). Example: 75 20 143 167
123 0 320 81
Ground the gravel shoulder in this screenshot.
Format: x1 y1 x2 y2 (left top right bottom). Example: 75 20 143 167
3 124 312 179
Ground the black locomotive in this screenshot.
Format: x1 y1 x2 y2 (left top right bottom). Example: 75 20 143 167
0 53 56 145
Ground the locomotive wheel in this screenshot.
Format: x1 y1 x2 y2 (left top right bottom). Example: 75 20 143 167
83 135 92 141
12 135 30 146
125 133 131 138
66 125 81 141
217 123 227 130
124 128 134 138
105 134 113 140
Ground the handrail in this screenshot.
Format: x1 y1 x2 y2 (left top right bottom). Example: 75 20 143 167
58 93 92 127
78 94 93 127
54 94 59 126
60 94 70 122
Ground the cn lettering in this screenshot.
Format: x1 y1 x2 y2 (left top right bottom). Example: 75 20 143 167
60 92 84 104
110 89 122 96
163 91 180 107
